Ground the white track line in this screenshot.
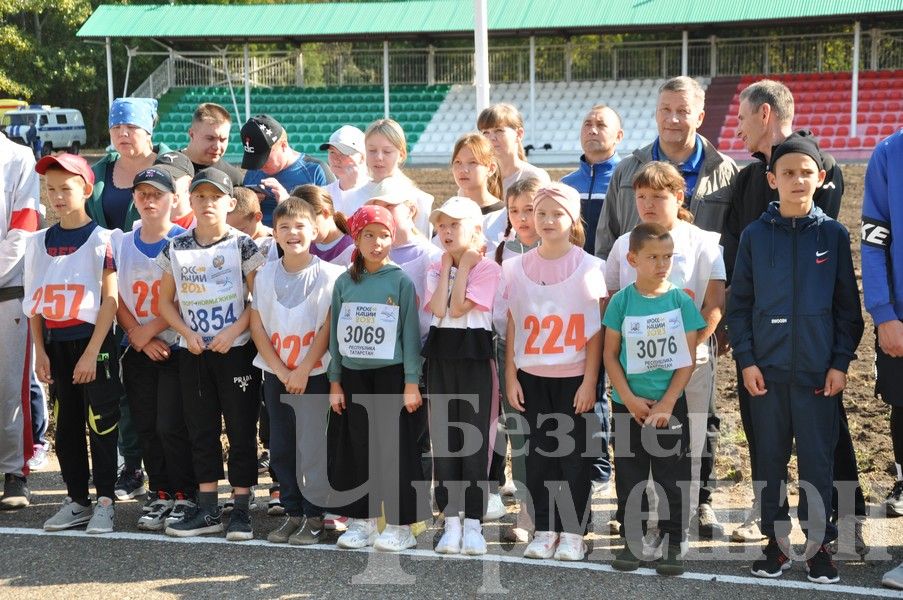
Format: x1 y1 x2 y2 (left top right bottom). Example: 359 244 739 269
0 527 897 597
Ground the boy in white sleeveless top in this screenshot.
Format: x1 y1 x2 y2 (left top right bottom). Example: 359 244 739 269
25 154 123 534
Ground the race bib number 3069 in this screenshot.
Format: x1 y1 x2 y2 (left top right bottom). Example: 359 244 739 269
337 302 399 360
624 308 692 374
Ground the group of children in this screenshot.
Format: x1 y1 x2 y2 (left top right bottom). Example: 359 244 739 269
23 107 863 583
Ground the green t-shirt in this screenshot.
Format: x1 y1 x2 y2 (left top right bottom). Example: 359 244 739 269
602 283 706 405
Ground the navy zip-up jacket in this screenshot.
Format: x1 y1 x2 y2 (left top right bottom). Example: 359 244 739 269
560 153 620 254
727 202 863 388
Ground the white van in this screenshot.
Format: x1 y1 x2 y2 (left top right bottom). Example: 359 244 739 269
4 106 87 156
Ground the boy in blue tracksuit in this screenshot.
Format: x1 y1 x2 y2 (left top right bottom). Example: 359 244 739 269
727 133 863 585
861 131 903 590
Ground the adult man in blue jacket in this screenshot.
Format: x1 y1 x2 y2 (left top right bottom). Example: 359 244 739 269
861 130 903 591
561 104 623 254
561 105 622 497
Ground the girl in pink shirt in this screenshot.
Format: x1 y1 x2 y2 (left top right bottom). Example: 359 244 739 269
424 196 501 556
502 182 606 562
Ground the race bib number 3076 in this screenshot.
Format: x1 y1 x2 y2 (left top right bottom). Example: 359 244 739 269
623 308 692 374
337 302 399 360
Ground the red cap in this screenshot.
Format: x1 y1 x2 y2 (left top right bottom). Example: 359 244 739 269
348 205 396 240
35 153 95 185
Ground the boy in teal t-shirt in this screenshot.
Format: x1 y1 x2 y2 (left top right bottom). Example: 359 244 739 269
602 222 705 576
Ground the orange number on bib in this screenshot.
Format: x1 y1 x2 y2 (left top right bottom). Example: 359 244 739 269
523 314 588 355
132 280 161 318
30 284 86 320
270 331 323 370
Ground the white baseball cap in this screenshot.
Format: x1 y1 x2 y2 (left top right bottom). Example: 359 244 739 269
429 196 483 227
366 177 415 206
320 125 365 156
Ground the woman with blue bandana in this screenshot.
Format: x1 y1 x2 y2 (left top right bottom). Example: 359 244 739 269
87 98 173 232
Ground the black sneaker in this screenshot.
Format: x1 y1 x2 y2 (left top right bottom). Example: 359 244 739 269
226 507 253 541
165 503 223 537
751 538 792 578
257 451 270 474
0 474 31 510
656 544 685 576
806 545 840 584
114 468 147 500
165 492 196 526
612 545 641 571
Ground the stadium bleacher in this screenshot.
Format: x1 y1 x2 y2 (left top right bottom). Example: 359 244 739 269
717 70 903 158
152 85 451 161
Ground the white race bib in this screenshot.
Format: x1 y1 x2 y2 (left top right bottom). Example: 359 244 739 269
624 308 692 374
337 302 399 360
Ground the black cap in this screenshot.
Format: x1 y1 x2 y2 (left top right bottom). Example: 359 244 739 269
768 130 824 172
190 167 233 195
154 151 195 178
240 115 284 170
133 167 176 193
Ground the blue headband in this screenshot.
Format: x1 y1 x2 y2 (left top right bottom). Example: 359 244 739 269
109 97 158 134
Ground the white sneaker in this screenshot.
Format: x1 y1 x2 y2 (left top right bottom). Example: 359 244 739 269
373 524 416 552
499 480 518 497
462 518 487 555
43 497 92 531
524 531 558 559
642 527 664 561
882 562 903 590
27 442 50 471
484 493 506 520
731 501 767 542
554 532 587 561
336 518 377 549
86 496 115 534
436 516 462 554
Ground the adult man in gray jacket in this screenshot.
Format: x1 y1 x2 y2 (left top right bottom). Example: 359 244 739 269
595 76 738 260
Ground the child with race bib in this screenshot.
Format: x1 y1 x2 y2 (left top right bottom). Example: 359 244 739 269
603 222 705 577
503 182 605 562
250 197 345 546
115 166 195 532
604 161 725 539
26 154 123 534
290 184 354 266
425 197 501 555
491 177 541 533
327 205 428 552
156 168 265 542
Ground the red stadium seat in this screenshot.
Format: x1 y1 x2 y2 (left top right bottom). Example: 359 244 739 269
718 139 731 151
884 113 897 123
878 80 892 89
795 115 811 127
836 125 849 137
819 126 836 137
864 136 877 147
858 113 868 124
887 101 902 111
862 80 878 90
876 90 891 101
797 104 813 114
732 139 745 151
878 70 893 79
828 103 847 113
866 125 880 136
722 127 736 138
881 124 897 136
725 116 738 127
848 137 862 149
810 115 825 126
870 101 886 112
825 115 838 126
869 113 882 124
820 137 832 149
832 137 847 149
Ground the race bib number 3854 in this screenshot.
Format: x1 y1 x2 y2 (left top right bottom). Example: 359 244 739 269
337 302 399 360
623 308 692 374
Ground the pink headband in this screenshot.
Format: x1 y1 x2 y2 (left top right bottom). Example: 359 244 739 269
533 182 581 225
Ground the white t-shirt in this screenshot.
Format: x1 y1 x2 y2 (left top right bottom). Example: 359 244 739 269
502 162 551 198
325 178 372 218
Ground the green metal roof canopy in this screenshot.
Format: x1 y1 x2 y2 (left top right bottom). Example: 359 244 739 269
77 0 903 42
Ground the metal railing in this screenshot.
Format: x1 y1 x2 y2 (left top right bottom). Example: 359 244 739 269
131 30 900 97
